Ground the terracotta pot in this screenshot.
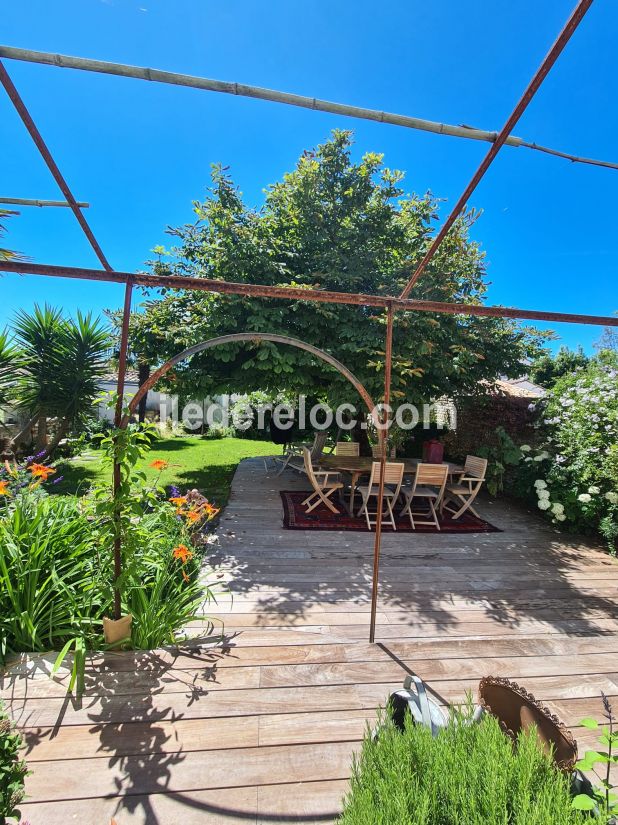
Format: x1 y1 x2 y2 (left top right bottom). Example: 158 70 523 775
103 614 132 648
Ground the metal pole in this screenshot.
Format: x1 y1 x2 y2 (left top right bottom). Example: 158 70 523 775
2 44 617 171
369 302 394 643
399 0 594 299
0 60 111 270
112 277 133 619
0 197 89 208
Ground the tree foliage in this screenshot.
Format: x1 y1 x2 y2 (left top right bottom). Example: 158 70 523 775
120 131 546 407
529 345 590 389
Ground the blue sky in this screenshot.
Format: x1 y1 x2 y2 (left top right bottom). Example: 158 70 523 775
1 0 616 353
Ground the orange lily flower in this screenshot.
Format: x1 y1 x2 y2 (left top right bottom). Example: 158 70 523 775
169 496 188 507
172 544 193 563
150 459 169 471
185 509 202 524
0 480 10 496
29 463 56 481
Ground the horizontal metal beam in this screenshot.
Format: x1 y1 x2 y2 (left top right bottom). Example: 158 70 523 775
1 45 617 171
0 196 89 208
1 260 616 328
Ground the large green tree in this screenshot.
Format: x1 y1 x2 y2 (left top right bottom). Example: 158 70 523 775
121 131 545 409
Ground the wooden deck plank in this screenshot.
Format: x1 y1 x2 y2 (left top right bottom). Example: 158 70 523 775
4 456 618 825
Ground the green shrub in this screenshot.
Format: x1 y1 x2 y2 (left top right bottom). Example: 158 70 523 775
338 706 583 825
0 700 28 825
0 496 107 677
0 427 219 693
516 356 618 549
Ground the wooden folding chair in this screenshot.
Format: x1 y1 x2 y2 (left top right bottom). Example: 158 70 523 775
371 444 397 459
442 455 488 520
335 441 360 456
357 461 405 531
400 463 448 530
277 431 327 475
301 447 343 513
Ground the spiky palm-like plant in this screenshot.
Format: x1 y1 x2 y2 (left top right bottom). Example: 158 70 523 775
11 305 110 454
0 209 23 262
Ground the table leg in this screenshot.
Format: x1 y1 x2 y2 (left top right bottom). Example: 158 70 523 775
348 471 359 516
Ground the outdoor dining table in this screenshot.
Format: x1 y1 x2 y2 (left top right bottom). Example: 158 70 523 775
317 455 465 516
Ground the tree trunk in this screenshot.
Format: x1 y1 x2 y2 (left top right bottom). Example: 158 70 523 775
9 411 39 451
36 412 48 450
43 417 70 458
137 362 151 423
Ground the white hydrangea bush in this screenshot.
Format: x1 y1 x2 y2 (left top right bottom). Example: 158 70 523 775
520 358 618 548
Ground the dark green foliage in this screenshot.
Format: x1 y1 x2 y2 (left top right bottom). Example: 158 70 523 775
114 131 546 408
0 700 28 825
339 707 583 825
530 346 590 389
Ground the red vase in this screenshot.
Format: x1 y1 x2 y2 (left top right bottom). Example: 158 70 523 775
423 439 444 463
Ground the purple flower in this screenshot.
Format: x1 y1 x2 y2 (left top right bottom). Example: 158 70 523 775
52 475 64 485
168 484 181 498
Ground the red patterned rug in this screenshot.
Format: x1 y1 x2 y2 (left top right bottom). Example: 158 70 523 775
280 490 501 533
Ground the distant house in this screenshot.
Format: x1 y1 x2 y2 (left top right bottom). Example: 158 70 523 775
494 376 546 399
97 371 162 422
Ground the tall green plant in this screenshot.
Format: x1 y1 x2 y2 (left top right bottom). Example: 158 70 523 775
0 495 107 691
477 426 523 496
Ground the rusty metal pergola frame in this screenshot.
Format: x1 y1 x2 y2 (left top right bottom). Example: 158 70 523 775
1 0 616 642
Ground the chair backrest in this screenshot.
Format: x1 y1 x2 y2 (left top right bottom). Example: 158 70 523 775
409 463 448 501
464 455 488 480
310 431 328 459
336 441 360 457
303 447 321 491
368 461 405 497
415 463 449 487
371 445 397 459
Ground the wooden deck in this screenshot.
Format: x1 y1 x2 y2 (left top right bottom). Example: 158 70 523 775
3 456 618 824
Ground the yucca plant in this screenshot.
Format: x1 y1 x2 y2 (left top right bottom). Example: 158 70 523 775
0 329 17 417
10 305 110 455
0 209 23 263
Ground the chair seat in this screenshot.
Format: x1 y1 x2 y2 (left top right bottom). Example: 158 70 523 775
357 484 398 497
447 484 472 494
404 485 441 498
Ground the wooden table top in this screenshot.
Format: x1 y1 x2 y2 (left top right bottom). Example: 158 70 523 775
318 455 464 474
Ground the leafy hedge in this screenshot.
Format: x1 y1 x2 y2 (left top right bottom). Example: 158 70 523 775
516 355 618 549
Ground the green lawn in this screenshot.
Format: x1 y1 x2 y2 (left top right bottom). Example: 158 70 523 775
53 436 276 507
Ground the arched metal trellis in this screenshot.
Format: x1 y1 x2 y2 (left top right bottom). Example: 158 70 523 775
122 332 379 426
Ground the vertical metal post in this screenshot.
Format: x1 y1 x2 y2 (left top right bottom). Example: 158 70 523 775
369 302 394 643
112 277 133 619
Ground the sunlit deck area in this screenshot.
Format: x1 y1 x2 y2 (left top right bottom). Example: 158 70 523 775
4 456 618 824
